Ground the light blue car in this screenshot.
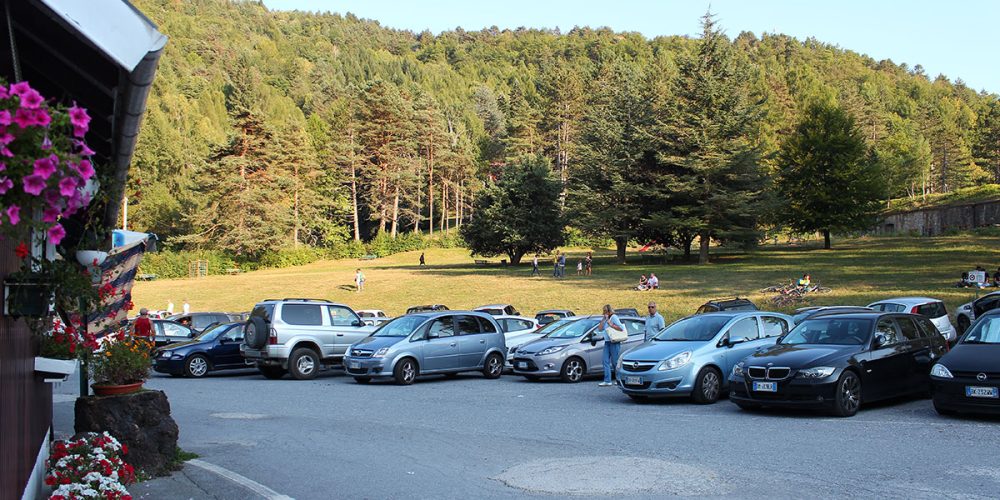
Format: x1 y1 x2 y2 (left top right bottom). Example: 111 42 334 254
617 311 794 403
344 311 507 385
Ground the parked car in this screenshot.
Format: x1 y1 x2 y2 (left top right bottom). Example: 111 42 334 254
151 319 197 348
511 315 646 382
167 312 241 333
406 304 450 314
474 304 520 316
791 306 873 326
614 308 641 318
617 312 793 403
955 291 1000 334
696 297 758 314
534 309 575 326
867 297 957 344
729 311 948 417
343 311 506 385
240 298 375 380
153 322 248 378
357 309 392 327
930 310 1000 416
505 318 577 369
495 315 539 338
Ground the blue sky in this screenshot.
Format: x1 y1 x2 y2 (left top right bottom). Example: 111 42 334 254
261 0 997 94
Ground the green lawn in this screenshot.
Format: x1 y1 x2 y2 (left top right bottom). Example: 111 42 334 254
132 236 999 323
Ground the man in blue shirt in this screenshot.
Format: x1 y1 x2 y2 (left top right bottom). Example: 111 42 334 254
644 302 665 341
598 304 626 386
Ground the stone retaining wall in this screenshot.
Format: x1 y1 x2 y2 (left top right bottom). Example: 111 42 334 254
878 199 1000 236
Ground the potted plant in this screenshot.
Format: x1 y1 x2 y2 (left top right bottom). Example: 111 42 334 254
89 331 153 396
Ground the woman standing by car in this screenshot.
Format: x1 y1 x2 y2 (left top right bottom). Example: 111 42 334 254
598 304 626 387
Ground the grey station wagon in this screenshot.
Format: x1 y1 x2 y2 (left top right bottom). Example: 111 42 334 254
511 315 646 382
344 311 506 385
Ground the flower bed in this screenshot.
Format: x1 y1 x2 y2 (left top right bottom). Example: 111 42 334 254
45 432 135 499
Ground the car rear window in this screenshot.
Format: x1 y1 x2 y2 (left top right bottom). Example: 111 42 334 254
281 304 323 326
915 302 947 318
914 317 941 338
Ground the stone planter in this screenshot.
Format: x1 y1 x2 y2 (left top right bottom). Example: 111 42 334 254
75 390 179 477
91 381 144 396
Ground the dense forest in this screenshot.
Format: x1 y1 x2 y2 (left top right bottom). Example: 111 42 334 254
128 0 1000 260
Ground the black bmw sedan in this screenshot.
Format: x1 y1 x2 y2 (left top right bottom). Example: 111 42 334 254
729 311 948 417
931 311 1000 416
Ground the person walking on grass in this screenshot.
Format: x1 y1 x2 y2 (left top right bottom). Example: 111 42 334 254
585 252 592 276
552 252 560 278
644 302 665 341
419 252 425 266
531 254 540 276
355 268 366 292
577 260 583 275
557 252 567 278
598 304 625 387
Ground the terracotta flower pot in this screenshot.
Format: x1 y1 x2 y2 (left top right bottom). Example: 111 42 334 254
91 381 144 396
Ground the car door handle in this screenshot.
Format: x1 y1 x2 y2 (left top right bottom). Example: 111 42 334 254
480 339 486 343
449 342 457 347
336 333 344 336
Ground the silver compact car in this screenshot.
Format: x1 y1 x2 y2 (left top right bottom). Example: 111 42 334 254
344 311 506 385
511 315 646 382
617 311 793 403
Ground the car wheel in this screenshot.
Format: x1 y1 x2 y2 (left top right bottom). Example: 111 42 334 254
259 366 287 380
957 316 970 335
184 355 210 378
691 367 722 404
353 377 371 384
483 353 504 379
244 317 268 349
560 357 585 383
831 371 862 417
289 348 320 380
394 358 418 385
627 394 648 403
934 403 957 416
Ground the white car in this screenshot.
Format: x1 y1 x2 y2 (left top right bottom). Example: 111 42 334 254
867 297 957 344
955 291 1000 335
474 304 520 316
356 309 392 327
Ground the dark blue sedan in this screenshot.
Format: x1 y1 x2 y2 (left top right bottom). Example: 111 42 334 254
153 322 248 378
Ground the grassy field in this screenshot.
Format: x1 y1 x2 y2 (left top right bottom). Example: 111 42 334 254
132 236 999 323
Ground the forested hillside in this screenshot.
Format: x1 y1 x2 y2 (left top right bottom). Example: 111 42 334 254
129 0 1000 258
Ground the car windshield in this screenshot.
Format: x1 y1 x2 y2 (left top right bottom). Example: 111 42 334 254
535 318 572 334
963 316 1000 344
544 318 600 338
654 315 732 341
194 323 230 342
374 316 426 337
781 318 872 345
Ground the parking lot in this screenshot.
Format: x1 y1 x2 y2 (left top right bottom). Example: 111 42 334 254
53 367 1000 499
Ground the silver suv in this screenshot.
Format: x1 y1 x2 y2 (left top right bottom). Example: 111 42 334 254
241 298 375 380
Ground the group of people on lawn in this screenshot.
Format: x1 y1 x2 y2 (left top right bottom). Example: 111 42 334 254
959 266 1000 288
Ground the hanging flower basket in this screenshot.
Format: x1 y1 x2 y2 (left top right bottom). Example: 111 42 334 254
3 278 52 317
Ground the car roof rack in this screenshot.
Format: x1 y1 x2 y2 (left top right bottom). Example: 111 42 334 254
280 298 333 303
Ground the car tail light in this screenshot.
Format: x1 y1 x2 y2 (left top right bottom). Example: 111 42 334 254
910 306 920 314
268 327 277 345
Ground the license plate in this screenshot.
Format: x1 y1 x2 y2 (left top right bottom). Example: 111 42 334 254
966 386 999 399
349 361 360 370
625 376 642 386
753 381 777 392
517 362 527 369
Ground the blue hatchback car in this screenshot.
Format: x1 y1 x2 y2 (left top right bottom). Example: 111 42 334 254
617 312 793 403
344 311 507 385
153 322 248 378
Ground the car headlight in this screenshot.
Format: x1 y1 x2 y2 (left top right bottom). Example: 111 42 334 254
372 347 390 358
931 363 953 378
658 351 692 371
732 361 744 377
796 366 835 379
538 346 567 356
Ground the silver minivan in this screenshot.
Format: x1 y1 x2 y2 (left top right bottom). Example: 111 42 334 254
867 297 956 344
511 315 646 382
344 311 506 385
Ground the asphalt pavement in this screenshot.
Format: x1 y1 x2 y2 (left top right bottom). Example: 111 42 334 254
52 367 1000 499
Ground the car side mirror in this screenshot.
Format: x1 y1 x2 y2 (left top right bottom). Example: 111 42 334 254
872 334 886 349
427 331 439 339
352 319 364 327
719 336 731 348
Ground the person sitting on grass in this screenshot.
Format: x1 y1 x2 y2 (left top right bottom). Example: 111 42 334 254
797 274 811 289
637 274 648 291
993 268 1000 287
648 273 659 290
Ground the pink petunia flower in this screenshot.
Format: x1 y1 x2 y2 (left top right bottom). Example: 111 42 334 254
0 148 10 158
0 110 10 126
19 88 43 109
0 133 13 146
22 174 46 195
13 108 33 128
41 136 52 150
76 159 95 180
0 162 5 172
73 124 87 138
33 108 50 127
43 188 61 207
6 204 19 225
42 205 60 223
58 176 78 197
47 223 65 245
33 155 58 179
0 177 11 194
8 81 31 97
68 103 90 129
0 85 7 100
73 140 95 156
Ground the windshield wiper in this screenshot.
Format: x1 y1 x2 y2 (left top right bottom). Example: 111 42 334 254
962 339 991 344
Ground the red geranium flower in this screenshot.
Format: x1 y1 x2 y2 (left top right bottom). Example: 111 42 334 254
14 242 28 259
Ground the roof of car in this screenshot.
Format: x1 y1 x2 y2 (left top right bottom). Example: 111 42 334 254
405 310 497 320
704 297 754 305
537 309 573 314
867 297 941 306
802 311 898 320
475 304 513 309
494 315 535 321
